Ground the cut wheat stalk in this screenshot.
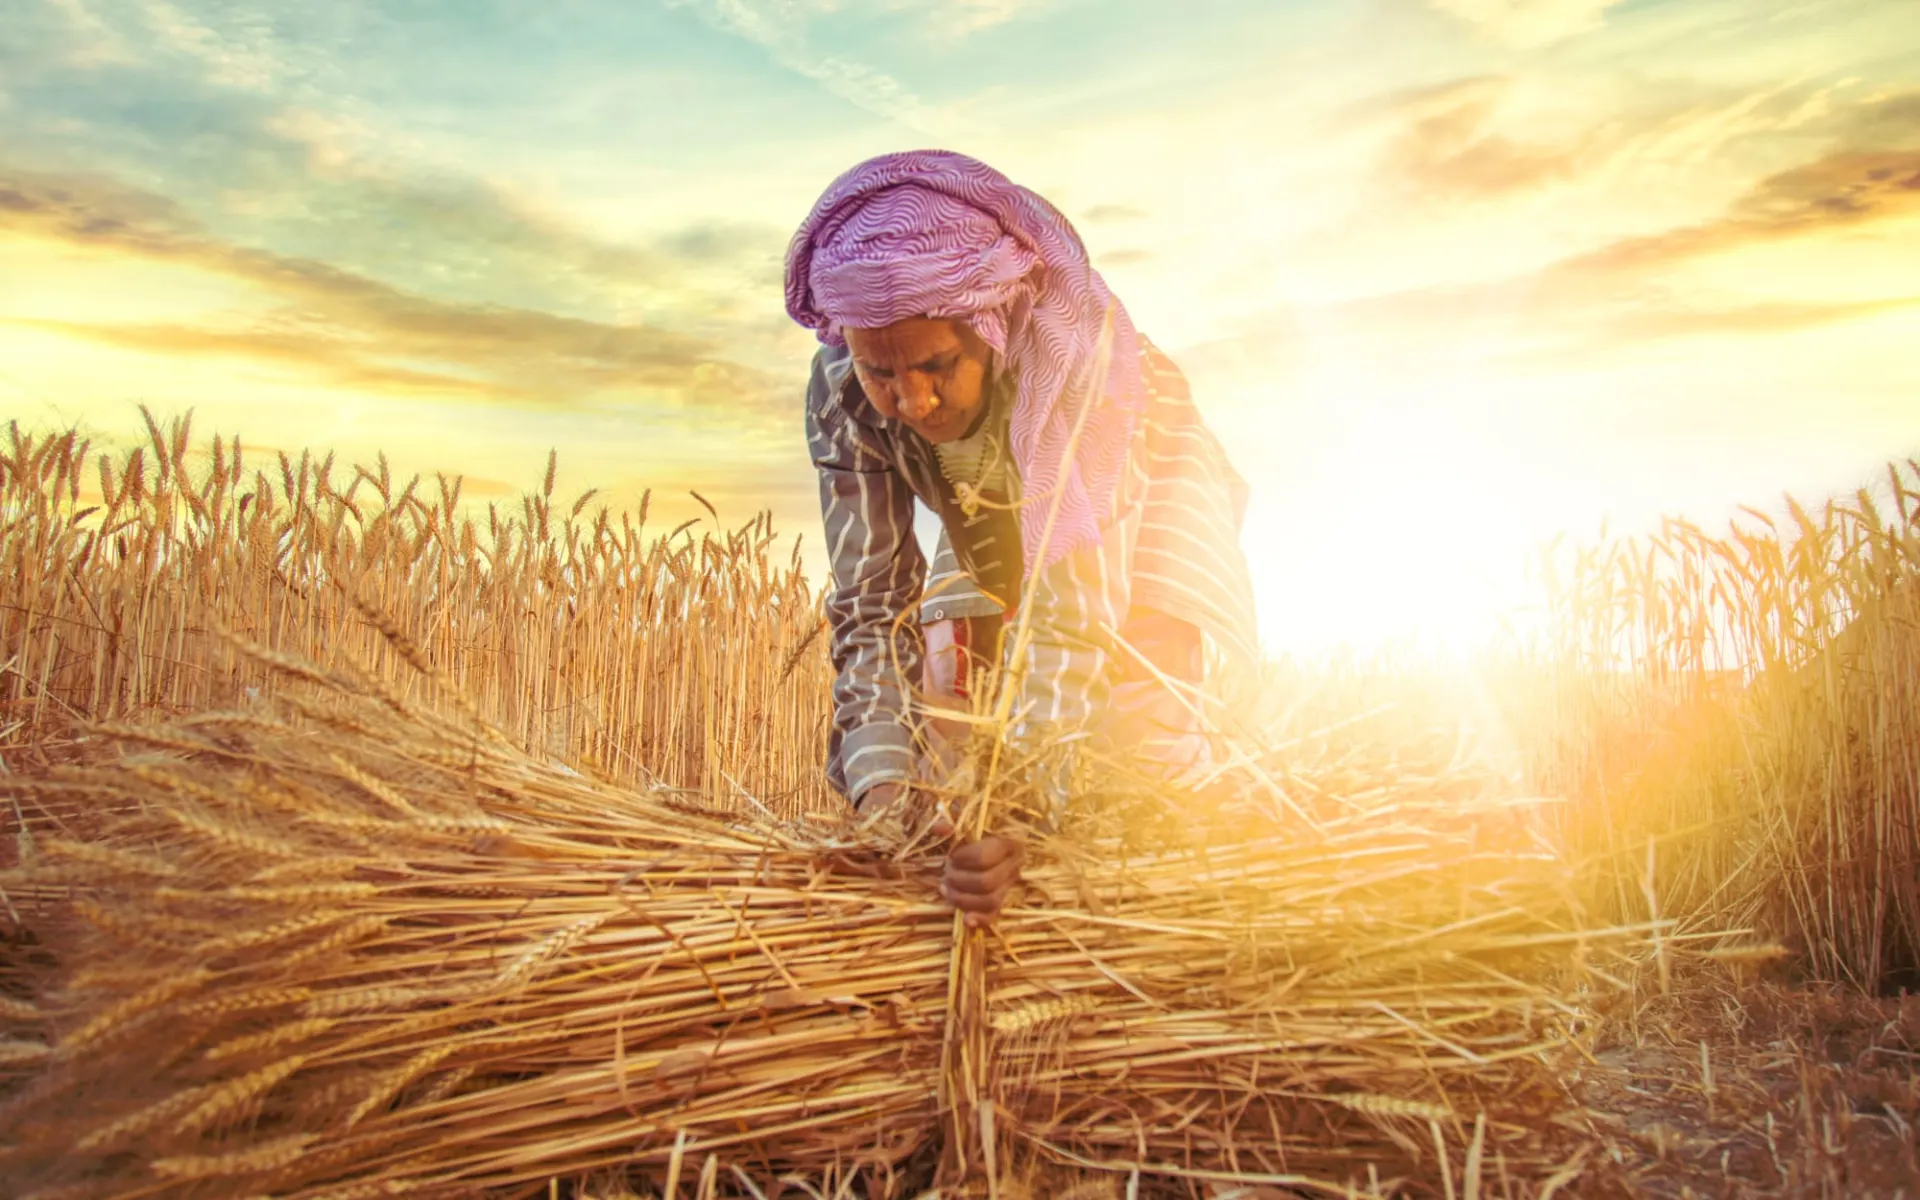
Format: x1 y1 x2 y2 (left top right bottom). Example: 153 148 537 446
0 642 1626 1199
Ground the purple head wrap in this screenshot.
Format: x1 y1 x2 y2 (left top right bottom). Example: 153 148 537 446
784 150 1145 576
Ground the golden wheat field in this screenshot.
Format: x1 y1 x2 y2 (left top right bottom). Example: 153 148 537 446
0 415 1915 1199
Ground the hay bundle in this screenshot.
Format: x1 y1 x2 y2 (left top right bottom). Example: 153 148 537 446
0 659 1617 1199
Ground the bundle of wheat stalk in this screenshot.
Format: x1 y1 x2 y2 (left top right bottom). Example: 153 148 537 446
0 641 1624 1200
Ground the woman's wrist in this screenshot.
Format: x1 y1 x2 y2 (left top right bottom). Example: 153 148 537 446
853 780 908 815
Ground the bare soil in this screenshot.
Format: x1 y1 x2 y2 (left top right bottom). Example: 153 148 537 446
1564 974 1920 1198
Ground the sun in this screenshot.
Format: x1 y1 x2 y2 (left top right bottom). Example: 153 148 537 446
1230 361 1553 661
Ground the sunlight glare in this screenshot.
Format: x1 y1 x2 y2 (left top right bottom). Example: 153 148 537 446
1236 361 1549 660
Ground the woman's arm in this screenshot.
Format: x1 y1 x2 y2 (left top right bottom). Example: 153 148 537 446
806 350 927 804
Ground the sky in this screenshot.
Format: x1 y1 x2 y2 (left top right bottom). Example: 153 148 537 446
2 0 1917 655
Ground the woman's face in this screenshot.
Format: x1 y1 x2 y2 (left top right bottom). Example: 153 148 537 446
844 317 993 445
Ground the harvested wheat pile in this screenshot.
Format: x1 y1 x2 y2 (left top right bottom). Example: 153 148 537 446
0 650 1624 1199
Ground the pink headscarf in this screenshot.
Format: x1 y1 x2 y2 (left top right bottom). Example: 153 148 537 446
784 150 1146 575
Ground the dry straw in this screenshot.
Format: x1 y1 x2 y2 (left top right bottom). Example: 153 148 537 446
0 640 1625 1198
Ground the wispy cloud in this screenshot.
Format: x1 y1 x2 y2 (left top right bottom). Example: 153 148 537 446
132 0 291 91
1554 147 1920 279
926 0 1045 38
3 317 541 401
1369 75 1592 198
39 0 139 67
31 0 350 95
1340 72 1869 215
666 0 1002 137
1173 122 1920 382
1572 297 1920 346
1425 0 1627 48
0 166 793 419
1846 89 1920 146
1080 203 1149 224
672 1 923 125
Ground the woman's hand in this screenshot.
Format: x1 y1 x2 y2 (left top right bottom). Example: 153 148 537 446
941 835 1023 928
855 784 1023 927
854 781 950 834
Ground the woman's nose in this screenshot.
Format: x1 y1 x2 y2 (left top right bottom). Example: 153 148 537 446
897 376 941 421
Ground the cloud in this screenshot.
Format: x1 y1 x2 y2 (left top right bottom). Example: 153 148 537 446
1554 148 1920 279
1170 289 1920 399
247 107 792 314
2 317 543 401
133 0 292 92
0 166 196 236
1173 129 1920 381
672 0 923 127
1345 139 1920 349
667 0 990 138
1368 76 1591 199
1845 90 1920 148
1348 73 1842 205
1481 296 1920 370
40 0 139 68
1588 297 1920 343
1425 0 1627 48
258 106 412 180
9 6 790 334
0 168 688 368
1341 73 1511 125
656 219 783 266
0 166 796 420
27 0 348 96
1080 203 1149 225
885 0 1047 38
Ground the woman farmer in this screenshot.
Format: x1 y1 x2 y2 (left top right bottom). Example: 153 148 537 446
786 150 1259 920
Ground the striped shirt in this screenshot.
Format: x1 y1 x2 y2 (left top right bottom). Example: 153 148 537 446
806 336 1260 802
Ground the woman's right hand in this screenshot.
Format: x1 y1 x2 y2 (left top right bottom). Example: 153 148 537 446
856 782 1019 927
